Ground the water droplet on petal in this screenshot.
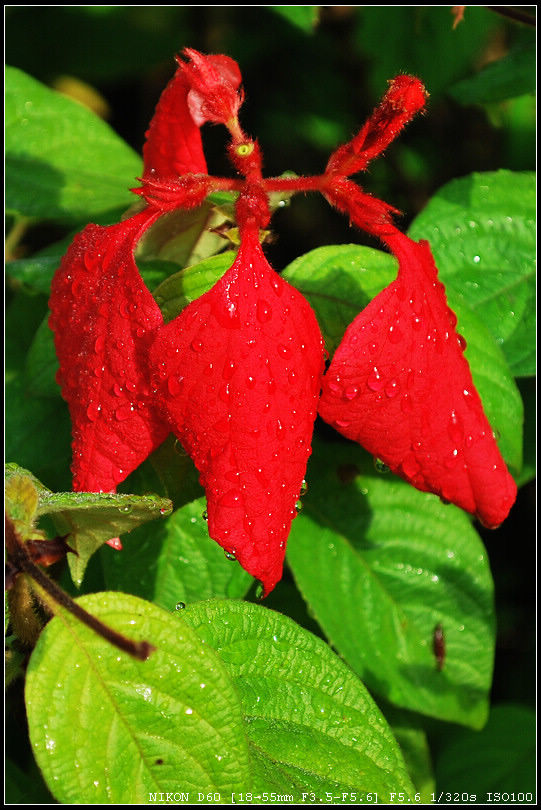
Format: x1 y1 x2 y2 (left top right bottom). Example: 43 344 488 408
367 367 384 392
94 335 105 353
222 360 236 380
191 339 204 353
220 489 242 508
224 550 237 561
167 375 184 396
334 419 350 429
457 334 467 351
384 379 399 398
256 300 272 323
86 402 101 421
447 410 463 443
343 385 359 400
115 404 134 421
401 393 413 413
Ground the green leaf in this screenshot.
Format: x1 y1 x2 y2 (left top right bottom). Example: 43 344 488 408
452 305 523 476
4 757 54 804
25 314 60 399
153 251 236 323
269 6 320 32
383 707 435 802
354 6 499 100
6 255 61 296
449 43 536 104
516 377 536 487
184 599 415 798
137 204 233 274
102 496 253 610
287 438 495 728
409 170 536 377
282 244 396 355
5 374 72 492
435 704 536 795
36 490 173 587
5 66 141 223
25 592 251 803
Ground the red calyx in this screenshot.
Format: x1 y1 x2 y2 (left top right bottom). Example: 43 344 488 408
180 48 244 129
149 225 324 594
49 210 170 493
318 232 517 529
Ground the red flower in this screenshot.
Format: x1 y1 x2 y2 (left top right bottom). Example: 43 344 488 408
49 49 516 592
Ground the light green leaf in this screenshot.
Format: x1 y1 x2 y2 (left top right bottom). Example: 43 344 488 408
5 66 141 223
25 592 251 803
409 170 536 377
282 244 396 355
153 251 236 323
36 490 172 587
185 599 415 798
287 439 495 728
269 6 320 32
102 496 253 610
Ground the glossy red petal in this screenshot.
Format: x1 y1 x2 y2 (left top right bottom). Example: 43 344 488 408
49 210 171 493
318 234 516 529
149 227 324 594
142 62 207 180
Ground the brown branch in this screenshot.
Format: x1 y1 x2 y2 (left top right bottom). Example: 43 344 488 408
486 6 536 27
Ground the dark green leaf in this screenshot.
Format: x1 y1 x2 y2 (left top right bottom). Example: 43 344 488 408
102 497 253 610
25 592 251 803
287 438 495 728
185 599 415 797
5 375 72 493
435 704 535 795
409 170 536 377
5 66 141 223
449 44 536 105
354 6 499 99
25 315 60 399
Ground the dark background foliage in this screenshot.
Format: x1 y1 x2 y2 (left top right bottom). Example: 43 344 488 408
5 5 535 801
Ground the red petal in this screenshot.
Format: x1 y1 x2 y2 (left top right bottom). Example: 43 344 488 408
143 63 207 180
49 210 170 493
318 234 516 529
149 227 324 593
